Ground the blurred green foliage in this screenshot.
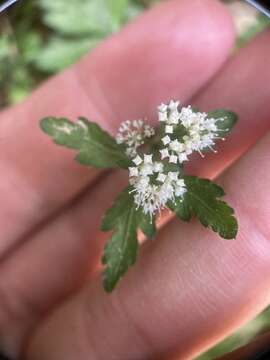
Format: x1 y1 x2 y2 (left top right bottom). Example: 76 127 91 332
197 306 270 360
0 0 269 358
35 0 145 72
237 13 270 47
0 0 269 107
0 0 151 106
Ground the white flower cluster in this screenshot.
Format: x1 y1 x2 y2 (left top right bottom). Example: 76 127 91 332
159 100 224 163
116 100 225 217
116 119 155 157
129 154 186 216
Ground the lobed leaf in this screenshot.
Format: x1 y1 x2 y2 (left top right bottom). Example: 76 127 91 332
102 207 138 293
167 196 191 222
101 186 157 292
137 210 156 239
171 176 238 239
101 186 133 231
41 117 131 169
207 109 238 137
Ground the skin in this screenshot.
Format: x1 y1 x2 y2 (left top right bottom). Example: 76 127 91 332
0 0 269 359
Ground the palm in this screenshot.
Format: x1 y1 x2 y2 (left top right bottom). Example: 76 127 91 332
0 0 269 359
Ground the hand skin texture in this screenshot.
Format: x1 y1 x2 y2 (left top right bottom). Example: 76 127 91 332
0 0 269 359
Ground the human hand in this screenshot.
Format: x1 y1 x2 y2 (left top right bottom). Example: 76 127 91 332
0 0 269 359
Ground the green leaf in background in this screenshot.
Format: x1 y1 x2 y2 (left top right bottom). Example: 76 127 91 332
171 176 238 239
38 0 128 36
208 109 238 137
237 13 270 48
41 117 131 168
3 0 269 106
0 34 12 61
34 37 99 73
107 0 129 28
196 306 270 360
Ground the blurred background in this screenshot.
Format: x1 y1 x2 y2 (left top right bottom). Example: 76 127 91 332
0 0 269 358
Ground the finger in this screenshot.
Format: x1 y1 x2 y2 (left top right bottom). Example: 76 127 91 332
3 13 270 359
10 22 269 325
26 128 270 360
188 28 270 179
0 0 234 258
0 0 235 355
0 171 127 356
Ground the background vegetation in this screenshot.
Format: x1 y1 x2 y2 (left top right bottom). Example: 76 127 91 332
1 0 269 107
0 0 269 358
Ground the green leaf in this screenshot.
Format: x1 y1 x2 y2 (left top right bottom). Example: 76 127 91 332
102 206 138 292
102 186 156 237
207 109 238 137
236 13 270 49
107 0 129 28
34 37 99 73
101 187 133 231
38 0 127 36
101 186 157 291
137 210 156 238
167 196 191 222
41 117 131 169
171 176 238 239
102 186 138 292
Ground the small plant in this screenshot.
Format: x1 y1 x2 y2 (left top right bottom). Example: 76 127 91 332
41 100 238 292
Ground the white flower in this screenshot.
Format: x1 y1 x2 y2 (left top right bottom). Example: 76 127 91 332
129 155 186 217
116 119 155 157
133 155 143 166
159 112 168 122
162 135 171 145
169 155 178 164
160 148 169 159
141 163 154 176
178 153 188 162
157 101 225 164
176 178 185 187
169 140 182 152
168 172 178 181
168 100 180 111
117 99 226 217
158 103 168 113
129 167 139 177
158 103 168 122
153 162 164 173
175 185 186 197
158 100 181 125
144 126 155 137
165 125 173 134
168 111 180 125
144 154 153 164
157 173 166 183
